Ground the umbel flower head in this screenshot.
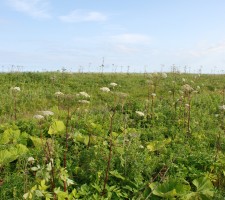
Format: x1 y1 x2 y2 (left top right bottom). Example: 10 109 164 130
79 91 90 98
182 84 194 92
110 82 118 87
39 111 54 116
219 105 225 110
55 91 64 97
162 73 167 78
78 100 90 104
100 87 110 92
151 93 156 97
33 114 44 120
11 86 20 92
135 111 145 117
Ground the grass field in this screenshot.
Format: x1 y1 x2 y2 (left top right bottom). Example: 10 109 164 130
0 72 225 199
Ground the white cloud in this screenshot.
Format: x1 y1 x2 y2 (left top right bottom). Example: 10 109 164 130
111 34 151 44
115 44 138 53
59 10 107 23
7 0 51 19
190 41 225 57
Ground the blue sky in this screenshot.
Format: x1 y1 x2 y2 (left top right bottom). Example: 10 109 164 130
0 0 225 73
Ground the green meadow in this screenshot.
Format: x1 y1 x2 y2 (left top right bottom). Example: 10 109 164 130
0 72 225 199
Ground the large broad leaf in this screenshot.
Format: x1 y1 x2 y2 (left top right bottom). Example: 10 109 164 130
0 144 28 166
48 120 66 135
0 128 20 144
74 132 89 146
30 136 45 149
0 149 12 166
149 180 190 199
147 138 171 152
183 177 214 200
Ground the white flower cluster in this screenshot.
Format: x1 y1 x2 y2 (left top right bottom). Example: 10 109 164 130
78 100 90 104
162 73 167 78
38 111 54 116
182 84 193 92
79 91 90 98
100 87 110 92
11 86 20 92
219 105 225 110
55 91 64 97
33 114 44 120
110 82 117 87
135 111 145 117
151 93 156 97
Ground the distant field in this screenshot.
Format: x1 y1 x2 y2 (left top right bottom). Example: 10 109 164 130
0 72 225 199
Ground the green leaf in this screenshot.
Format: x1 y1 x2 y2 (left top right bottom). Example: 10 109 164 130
147 138 171 152
0 128 20 144
149 179 190 198
183 177 214 200
110 170 125 180
74 132 89 146
48 120 66 135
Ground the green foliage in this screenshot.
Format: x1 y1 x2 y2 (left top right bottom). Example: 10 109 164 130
149 179 191 199
0 72 224 199
48 120 66 135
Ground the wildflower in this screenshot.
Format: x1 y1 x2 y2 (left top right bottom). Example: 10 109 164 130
110 82 117 87
182 78 186 82
185 104 190 108
146 80 154 85
27 157 35 164
100 87 110 92
162 73 167 78
196 86 200 90
39 111 54 116
33 114 44 120
11 86 20 92
55 91 64 97
168 91 172 94
79 91 90 98
151 93 156 97
135 111 145 117
182 84 193 92
219 105 225 110
78 100 90 104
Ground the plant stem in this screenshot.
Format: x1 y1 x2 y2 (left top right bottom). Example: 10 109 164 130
102 110 115 195
187 93 191 135
63 106 70 192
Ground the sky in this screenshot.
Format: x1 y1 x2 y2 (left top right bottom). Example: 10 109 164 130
0 0 225 73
